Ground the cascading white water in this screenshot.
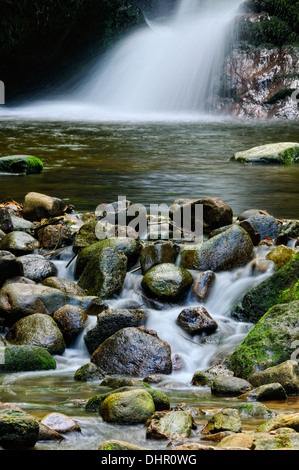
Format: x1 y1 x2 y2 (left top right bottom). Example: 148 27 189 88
77 0 242 118
0 0 243 121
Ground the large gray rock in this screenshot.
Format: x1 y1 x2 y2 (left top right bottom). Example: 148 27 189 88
17 254 57 282
100 389 155 425
180 225 254 272
211 376 253 397
91 327 172 376
231 143 299 165
0 282 99 325
0 251 23 287
78 246 127 299
0 231 40 256
84 308 148 354
22 192 68 221
5 313 66 355
141 263 193 302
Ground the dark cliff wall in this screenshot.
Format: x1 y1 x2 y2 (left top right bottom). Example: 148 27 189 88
0 0 145 102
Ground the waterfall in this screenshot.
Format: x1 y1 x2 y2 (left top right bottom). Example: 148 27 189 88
0 0 243 121
74 0 243 119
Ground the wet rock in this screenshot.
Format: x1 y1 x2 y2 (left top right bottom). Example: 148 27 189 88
74 363 105 382
100 377 149 390
266 245 296 270
192 270 216 301
10 215 34 233
75 237 141 278
78 246 127 299
211 376 253 397
268 413 299 433
5 313 66 356
237 383 288 401
253 431 299 451
191 370 215 387
0 251 24 287
141 263 193 302
201 408 242 435
0 155 43 175
0 282 99 325
143 375 163 385
229 301 299 379
37 224 74 249
42 277 86 296
40 412 80 434
239 213 281 242
197 197 233 235
73 220 98 253
0 408 40 449
0 208 13 233
180 225 254 272
248 360 299 395
140 241 178 275
0 345 56 372
234 402 275 420
98 440 149 451
2 276 35 287
53 305 88 346
231 143 299 165
172 354 184 370
22 192 68 221
17 254 57 282
91 327 172 376
217 433 255 450
177 306 218 336
145 410 195 440
0 231 40 256
84 308 147 354
232 253 299 323
100 389 155 425
276 220 299 245
38 424 65 442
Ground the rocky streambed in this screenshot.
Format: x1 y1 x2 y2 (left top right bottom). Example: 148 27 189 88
0 191 299 451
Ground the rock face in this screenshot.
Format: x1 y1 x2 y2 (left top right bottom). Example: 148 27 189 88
22 192 68 221
228 301 299 379
232 253 299 323
180 225 254 272
219 45 299 120
78 246 127 299
231 143 299 164
90 327 172 376
0 155 43 174
5 313 66 355
141 263 193 302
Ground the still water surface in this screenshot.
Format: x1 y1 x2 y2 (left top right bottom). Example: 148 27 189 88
0 117 298 219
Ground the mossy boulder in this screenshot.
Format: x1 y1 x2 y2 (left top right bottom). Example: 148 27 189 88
145 410 195 440
248 360 299 395
231 143 299 165
73 220 99 253
74 363 105 382
141 263 193 302
0 345 56 372
78 246 127 299
0 408 39 449
266 245 296 270
233 402 275 420
5 313 66 356
232 253 299 323
238 383 288 401
0 231 40 256
91 327 172 376
100 389 155 425
0 155 43 175
180 225 254 272
201 408 242 435
228 300 299 379
75 237 141 278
